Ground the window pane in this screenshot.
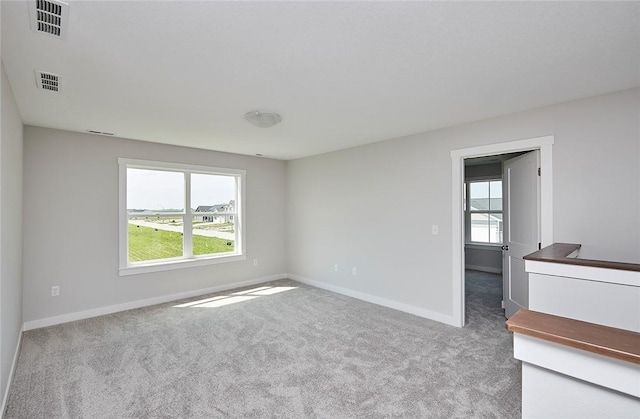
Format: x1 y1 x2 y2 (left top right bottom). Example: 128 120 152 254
470 182 489 211
192 173 236 256
191 173 235 210
470 182 489 199
490 181 502 211
127 169 185 263
489 213 503 243
128 216 184 262
471 213 489 242
127 169 184 212
193 216 235 256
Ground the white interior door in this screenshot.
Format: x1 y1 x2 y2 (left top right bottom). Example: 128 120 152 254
503 150 540 319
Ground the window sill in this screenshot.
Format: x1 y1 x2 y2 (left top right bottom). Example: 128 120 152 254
465 243 503 251
119 254 246 276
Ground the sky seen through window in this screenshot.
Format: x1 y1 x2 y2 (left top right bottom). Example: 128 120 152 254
127 168 235 211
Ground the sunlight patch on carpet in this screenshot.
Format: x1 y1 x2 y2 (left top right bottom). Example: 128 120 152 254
172 285 298 308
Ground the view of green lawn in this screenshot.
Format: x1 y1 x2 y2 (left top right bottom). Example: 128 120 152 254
128 224 234 262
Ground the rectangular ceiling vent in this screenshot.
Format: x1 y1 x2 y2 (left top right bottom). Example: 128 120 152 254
35 71 61 92
29 0 69 39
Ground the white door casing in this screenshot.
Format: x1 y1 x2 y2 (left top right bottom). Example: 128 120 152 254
450 135 553 327
502 150 541 319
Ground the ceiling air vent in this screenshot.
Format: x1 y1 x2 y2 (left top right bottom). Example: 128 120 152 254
29 0 69 39
35 70 61 92
86 130 115 137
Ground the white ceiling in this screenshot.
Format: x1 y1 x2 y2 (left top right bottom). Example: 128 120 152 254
2 1 639 160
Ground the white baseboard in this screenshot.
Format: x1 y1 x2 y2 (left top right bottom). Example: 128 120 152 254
23 274 286 331
466 265 503 274
1 326 23 416
23 272 461 331
288 274 458 327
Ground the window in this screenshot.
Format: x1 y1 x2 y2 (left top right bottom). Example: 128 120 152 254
119 159 245 275
466 180 502 244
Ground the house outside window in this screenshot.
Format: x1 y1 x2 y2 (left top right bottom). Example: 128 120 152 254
119 158 245 275
194 202 235 224
466 180 503 244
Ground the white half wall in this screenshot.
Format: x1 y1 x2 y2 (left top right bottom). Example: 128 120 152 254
22 127 288 324
0 63 24 412
286 88 640 323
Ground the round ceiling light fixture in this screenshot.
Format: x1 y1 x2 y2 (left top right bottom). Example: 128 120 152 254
244 110 282 128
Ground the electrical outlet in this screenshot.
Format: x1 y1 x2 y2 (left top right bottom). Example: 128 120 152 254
334 264 339 272
352 267 357 276
51 286 60 297
253 259 258 266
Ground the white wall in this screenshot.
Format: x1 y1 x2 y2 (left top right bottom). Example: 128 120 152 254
464 162 502 179
22 127 287 324
287 88 640 322
465 245 502 274
0 63 23 409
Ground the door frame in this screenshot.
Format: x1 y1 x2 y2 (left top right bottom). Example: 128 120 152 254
450 135 554 327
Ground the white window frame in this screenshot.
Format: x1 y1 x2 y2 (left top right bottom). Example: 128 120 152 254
118 158 246 276
465 178 503 245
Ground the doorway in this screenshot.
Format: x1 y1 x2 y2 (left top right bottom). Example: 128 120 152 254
450 136 554 327
463 152 525 322
463 151 540 322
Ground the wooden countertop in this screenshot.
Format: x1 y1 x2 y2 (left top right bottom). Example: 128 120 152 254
506 309 640 365
524 243 640 272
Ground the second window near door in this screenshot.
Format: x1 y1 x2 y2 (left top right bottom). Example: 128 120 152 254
465 180 503 244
